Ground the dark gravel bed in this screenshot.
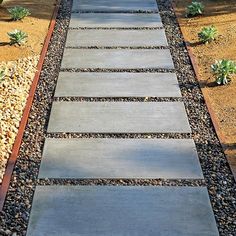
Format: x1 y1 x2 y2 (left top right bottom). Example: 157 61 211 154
157 0 236 234
0 0 235 235
38 179 205 187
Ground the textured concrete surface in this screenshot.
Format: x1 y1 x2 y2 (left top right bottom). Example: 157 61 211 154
47 102 191 133
61 49 174 69
72 0 158 12
55 72 181 97
39 138 203 179
69 13 163 28
66 29 168 47
27 186 219 236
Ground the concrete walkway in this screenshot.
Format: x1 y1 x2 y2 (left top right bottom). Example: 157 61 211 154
27 0 219 235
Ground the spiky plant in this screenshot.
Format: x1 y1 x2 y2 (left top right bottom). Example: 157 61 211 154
186 1 204 17
8 6 31 21
198 26 218 44
8 29 28 46
211 59 236 85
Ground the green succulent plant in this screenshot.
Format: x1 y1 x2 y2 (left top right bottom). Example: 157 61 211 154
8 6 31 20
211 59 236 85
8 29 28 46
186 1 204 17
198 26 218 44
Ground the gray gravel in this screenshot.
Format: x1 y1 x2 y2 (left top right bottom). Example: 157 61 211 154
0 0 235 235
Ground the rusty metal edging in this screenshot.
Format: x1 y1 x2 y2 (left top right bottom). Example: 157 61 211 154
0 0 61 210
171 0 236 179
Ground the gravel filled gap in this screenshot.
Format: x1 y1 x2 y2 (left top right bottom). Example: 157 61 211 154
0 0 235 235
54 97 183 102
60 68 176 72
70 27 164 30
37 179 206 187
65 46 169 49
71 11 159 14
46 133 192 139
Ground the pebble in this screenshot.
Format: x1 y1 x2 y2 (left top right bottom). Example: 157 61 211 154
0 56 39 182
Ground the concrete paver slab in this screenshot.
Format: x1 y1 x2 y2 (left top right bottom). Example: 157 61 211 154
27 186 219 236
69 13 162 28
61 49 174 69
72 0 158 12
66 29 168 47
39 138 203 179
47 102 191 133
55 72 181 97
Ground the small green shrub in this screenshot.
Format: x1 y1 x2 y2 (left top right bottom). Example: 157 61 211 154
8 6 31 21
186 2 204 17
198 26 218 44
211 60 236 85
8 29 28 46
0 68 6 82
0 0 3 5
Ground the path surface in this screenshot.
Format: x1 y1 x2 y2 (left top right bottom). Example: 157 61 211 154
26 0 219 235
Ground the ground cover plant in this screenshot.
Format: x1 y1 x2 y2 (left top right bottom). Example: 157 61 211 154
186 1 204 17
211 59 236 85
8 29 28 46
198 26 218 44
8 6 31 21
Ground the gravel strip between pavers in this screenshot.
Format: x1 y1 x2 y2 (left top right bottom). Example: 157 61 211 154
71 11 159 14
65 46 169 49
54 97 183 102
46 133 192 139
70 27 164 30
37 179 205 187
0 0 235 235
60 68 175 72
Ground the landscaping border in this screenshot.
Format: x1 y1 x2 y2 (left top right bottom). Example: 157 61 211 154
171 0 236 180
0 0 61 210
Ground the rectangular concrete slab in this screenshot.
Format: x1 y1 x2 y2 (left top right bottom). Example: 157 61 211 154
69 13 162 28
72 0 158 12
55 72 181 97
61 49 174 69
65 29 168 47
39 138 203 179
47 102 191 133
27 186 219 236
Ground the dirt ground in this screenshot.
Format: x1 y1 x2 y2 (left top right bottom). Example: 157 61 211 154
0 0 56 61
174 0 236 177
